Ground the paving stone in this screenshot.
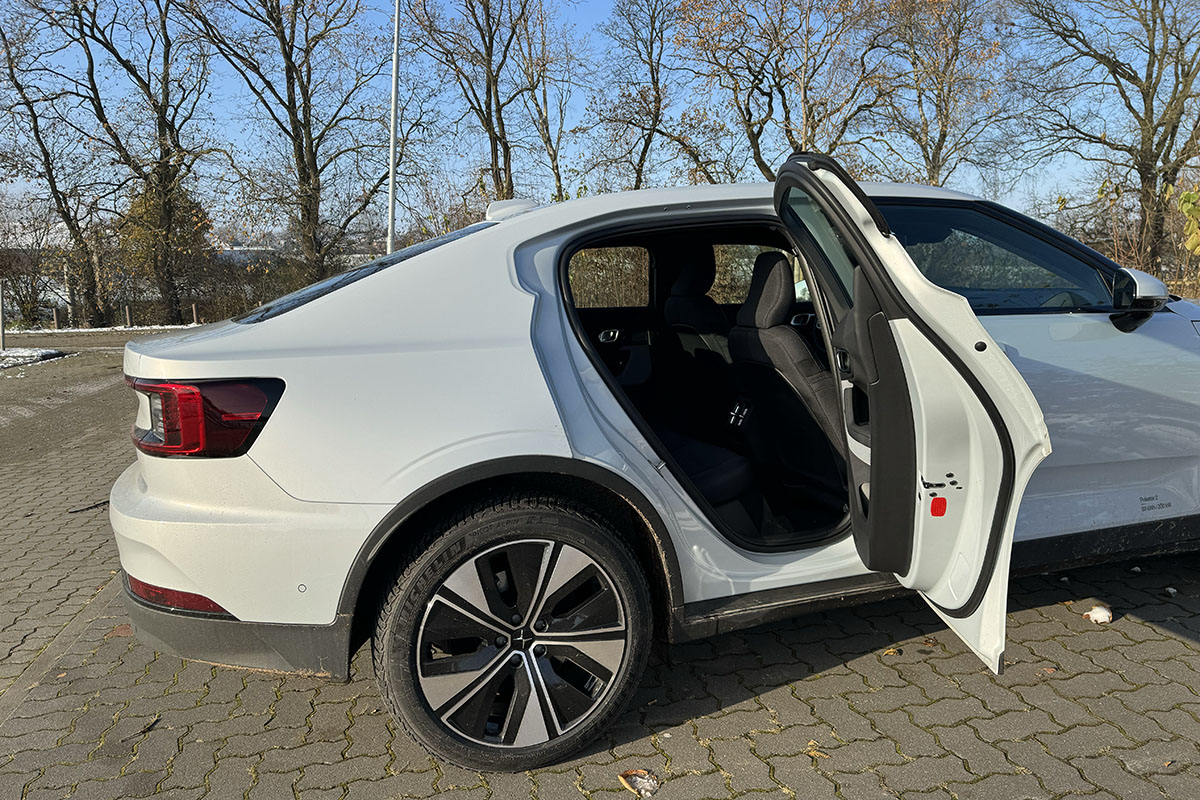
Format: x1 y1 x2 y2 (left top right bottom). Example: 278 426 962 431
1037 723 1138 760
869 710 943 757
968 709 1060 743
818 737 906 773
999 739 1097 796
944 772 1049 799
766 753 842 796
909 697 991 729
296 756 389 790
876 754 973 793
1069 754 1167 798
709 738 772 791
933 724 1016 777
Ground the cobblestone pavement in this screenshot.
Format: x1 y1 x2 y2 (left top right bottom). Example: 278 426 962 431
5 346 1200 799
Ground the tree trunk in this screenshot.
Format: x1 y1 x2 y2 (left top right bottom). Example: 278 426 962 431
1138 168 1167 272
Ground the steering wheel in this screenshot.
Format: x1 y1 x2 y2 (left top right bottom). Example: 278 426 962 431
1040 290 1089 308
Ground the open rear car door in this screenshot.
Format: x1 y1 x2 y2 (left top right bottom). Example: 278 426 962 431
773 154 1052 672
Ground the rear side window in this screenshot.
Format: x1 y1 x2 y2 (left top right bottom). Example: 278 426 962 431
878 204 1112 312
710 244 805 303
236 222 496 323
568 246 650 308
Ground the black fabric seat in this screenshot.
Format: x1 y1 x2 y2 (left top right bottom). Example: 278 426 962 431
658 244 736 437
728 252 846 500
655 429 752 507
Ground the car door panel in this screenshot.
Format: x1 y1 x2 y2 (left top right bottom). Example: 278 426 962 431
980 309 1200 540
575 306 655 388
773 153 1051 672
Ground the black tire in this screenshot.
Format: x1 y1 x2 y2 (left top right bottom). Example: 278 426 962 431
372 495 652 771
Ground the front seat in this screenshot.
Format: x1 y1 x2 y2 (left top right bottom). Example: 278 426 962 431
728 252 846 492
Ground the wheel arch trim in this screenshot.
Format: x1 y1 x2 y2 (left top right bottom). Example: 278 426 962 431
337 455 686 636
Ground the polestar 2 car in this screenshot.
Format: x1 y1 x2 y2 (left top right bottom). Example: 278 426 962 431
110 153 1200 770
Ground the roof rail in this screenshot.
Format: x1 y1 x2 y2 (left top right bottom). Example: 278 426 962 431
485 198 540 221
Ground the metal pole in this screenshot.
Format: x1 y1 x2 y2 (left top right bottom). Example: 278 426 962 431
0 285 6 352
386 0 402 254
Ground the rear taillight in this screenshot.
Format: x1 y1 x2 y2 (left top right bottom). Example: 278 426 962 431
125 377 284 457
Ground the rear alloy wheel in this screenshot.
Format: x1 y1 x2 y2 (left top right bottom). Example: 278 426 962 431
373 498 651 770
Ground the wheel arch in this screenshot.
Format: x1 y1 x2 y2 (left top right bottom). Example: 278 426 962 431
340 456 686 649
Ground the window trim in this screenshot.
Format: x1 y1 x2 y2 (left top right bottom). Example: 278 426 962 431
872 197 1122 316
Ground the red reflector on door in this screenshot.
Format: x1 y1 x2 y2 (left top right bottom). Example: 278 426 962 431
930 497 948 517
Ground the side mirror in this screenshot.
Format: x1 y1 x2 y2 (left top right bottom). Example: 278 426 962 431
1111 267 1169 332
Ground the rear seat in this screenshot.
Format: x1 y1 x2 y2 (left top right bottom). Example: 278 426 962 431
655 428 752 507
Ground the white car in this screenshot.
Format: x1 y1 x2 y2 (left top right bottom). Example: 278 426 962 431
110 153 1200 770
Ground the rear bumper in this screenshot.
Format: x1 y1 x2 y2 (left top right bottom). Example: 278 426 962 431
108 459 389 625
123 582 353 680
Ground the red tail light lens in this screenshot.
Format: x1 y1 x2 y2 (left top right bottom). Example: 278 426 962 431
126 377 284 457
127 575 230 615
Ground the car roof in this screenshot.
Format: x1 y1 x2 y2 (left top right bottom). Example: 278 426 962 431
495 181 981 233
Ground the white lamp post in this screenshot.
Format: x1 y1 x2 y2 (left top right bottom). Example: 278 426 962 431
386 0 402 254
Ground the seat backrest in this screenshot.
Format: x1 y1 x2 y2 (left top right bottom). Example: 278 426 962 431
728 252 847 469
662 244 731 364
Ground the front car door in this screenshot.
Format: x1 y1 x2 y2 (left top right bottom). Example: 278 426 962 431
870 198 1200 548
773 154 1052 672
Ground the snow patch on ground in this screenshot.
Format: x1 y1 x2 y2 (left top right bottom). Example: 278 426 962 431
0 348 68 370
4 323 200 334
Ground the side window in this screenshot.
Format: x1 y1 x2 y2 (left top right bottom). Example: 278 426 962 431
567 246 650 308
780 187 860 304
878 205 1112 312
710 244 809 304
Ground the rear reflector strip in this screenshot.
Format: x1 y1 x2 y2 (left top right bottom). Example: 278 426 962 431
930 497 948 517
127 575 231 616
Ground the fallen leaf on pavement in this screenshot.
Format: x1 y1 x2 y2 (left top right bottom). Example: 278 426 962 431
882 647 902 656
618 769 660 797
922 637 939 646
105 624 133 639
1042 667 1057 673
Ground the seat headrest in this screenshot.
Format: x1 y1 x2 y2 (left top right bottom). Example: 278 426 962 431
736 252 794 329
668 244 717 297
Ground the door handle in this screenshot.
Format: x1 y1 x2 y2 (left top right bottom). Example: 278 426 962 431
834 348 852 376
598 329 622 344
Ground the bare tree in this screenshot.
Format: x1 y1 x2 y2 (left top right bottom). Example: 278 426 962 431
1018 0 1200 271
13 0 215 324
0 18 113 326
864 0 1019 185
587 0 678 190
675 0 894 180
515 0 582 201
187 0 427 282
0 192 60 326
408 0 534 201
